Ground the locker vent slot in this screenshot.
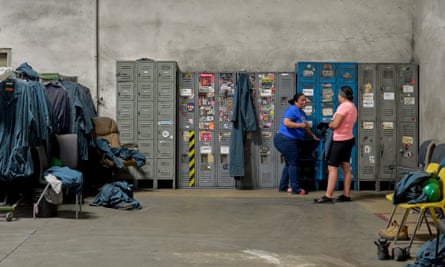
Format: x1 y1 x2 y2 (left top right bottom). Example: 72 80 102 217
364 166 374 175
383 166 394 175
362 109 375 117
402 108 415 118
402 125 414 136
383 70 393 79
383 109 393 117
383 129 394 136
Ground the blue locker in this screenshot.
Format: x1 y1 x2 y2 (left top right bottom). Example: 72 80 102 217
296 62 358 189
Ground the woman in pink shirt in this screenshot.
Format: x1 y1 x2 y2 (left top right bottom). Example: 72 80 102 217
314 86 357 203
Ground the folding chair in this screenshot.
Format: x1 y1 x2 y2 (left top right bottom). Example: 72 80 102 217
391 168 445 250
385 143 445 228
385 162 440 229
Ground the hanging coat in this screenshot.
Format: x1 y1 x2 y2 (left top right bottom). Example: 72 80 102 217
229 73 257 177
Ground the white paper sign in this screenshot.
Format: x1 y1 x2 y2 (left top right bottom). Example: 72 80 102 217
403 85 414 93
220 146 229 154
383 92 395 100
303 88 314 96
404 97 415 105
200 146 212 154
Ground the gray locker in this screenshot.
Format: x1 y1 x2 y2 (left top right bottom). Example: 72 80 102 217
358 64 377 120
177 72 196 188
378 64 397 181
117 101 135 120
358 122 377 181
276 72 296 116
196 72 217 187
358 64 378 182
117 82 134 101
275 72 297 188
157 102 175 122
141 159 155 178
117 60 177 189
137 81 155 101
396 64 419 171
257 131 278 188
157 125 175 158
397 64 418 122
217 131 234 188
397 122 419 169
137 102 155 121
178 72 196 130
116 61 135 82
257 73 276 130
137 121 154 140
157 62 176 82
177 130 195 188
138 140 155 159
137 60 155 81
157 158 175 180
158 82 176 102
118 120 135 144
217 72 236 131
197 130 217 187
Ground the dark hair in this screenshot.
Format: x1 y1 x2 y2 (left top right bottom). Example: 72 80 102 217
288 93 305 105
340 86 353 101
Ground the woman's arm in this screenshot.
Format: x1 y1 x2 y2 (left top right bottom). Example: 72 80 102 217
329 114 344 129
283 118 306 129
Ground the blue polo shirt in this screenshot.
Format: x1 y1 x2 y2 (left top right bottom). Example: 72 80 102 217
278 105 306 140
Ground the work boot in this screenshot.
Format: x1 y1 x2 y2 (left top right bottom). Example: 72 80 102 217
374 238 391 260
378 220 409 240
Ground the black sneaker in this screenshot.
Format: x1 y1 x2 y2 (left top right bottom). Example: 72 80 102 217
336 195 352 202
313 195 333 204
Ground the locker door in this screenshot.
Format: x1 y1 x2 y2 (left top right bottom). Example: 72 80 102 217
216 72 236 131
117 101 135 120
158 82 176 102
117 82 134 101
178 72 196 130
137 61 155 81
358 64 378 182
137 102 154 121
116 61 135 82
118 120 135 144
177 130 195 188
217 131 234 188
397 64 419 171
197 131 217 187
137 121 154 140
158 102 175 122
137 81 155 101
157 62 176 82
257 73 276 130
258 131 278 188
397 64 418 123
378 64 397 180
276 72 296 122
157 125 175 158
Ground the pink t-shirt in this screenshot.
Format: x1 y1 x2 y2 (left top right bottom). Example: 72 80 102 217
333 101 357 141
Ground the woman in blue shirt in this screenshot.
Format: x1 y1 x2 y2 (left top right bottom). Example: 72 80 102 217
273 93 319 194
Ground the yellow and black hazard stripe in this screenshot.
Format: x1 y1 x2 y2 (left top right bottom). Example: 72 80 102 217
188 130 195 187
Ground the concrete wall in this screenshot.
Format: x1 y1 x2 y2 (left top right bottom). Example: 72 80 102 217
413 0 445 141
99 0 414 118
1 0 415 120
0 0 96 88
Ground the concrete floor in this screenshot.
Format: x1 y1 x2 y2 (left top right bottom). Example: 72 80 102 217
0 189 435 267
